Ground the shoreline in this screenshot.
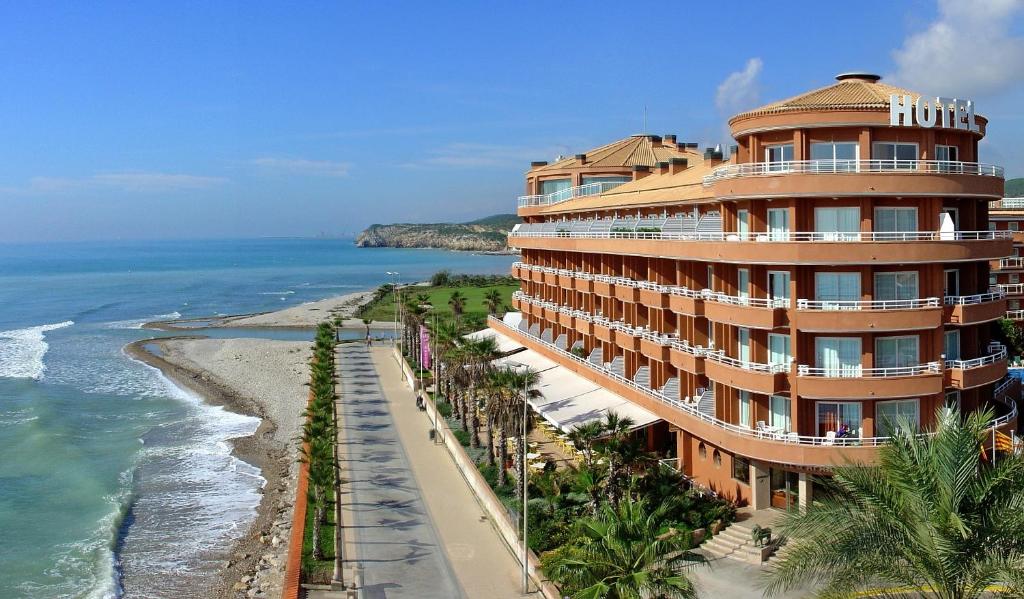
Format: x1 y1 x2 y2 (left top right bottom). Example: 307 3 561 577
124 337 303 599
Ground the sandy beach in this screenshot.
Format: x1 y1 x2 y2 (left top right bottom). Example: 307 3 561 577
214 290 378 328
127 336 313 599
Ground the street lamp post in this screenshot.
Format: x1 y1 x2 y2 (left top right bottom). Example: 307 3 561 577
385 271 400 349
505 360 530 594
432 312 440 445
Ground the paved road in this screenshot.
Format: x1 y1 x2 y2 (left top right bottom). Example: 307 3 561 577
335 343 465 599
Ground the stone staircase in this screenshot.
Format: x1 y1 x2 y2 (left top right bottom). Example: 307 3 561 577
697 386 715 418
700 510 784 565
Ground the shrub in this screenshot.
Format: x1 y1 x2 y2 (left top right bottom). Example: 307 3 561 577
430 270 452 287
437 401 453 419
453 428 471 446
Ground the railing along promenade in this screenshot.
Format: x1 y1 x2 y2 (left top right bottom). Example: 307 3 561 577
703 159 1004 185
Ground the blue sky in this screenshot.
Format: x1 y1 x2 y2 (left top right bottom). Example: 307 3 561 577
2 0 1023 242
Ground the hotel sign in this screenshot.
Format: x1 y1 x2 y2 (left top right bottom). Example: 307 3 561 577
890 94 980 132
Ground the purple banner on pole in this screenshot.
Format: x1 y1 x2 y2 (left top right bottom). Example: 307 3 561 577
420 325 431 369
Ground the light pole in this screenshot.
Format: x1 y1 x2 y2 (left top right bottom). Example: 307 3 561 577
385 271 400 349
505 360 530 594
432 312 440 445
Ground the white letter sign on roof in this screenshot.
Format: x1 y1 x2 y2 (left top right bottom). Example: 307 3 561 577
890 95 980 132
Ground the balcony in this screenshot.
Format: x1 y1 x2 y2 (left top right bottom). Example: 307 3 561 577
703 160 1004 200
795 298 941 332
796 362 943 399
668 287 705 316
945 346 1008 390
669 340 707 374
489 316 1019 467
996 257 1024 270
613 277 641 303
593 275 615 297
996 283 1024 296
639 331 675 361
637 281 672 309
612 322 642 352
517 180 628 211
943 292 1007 325
703 291 789 329
556 306 575 328
593 317 616 343
508 228 1011 265
704 352 789 395
1007 310 1024 321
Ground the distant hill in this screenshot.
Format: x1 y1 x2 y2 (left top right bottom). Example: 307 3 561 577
1007 178 1024 197
355 213 519 252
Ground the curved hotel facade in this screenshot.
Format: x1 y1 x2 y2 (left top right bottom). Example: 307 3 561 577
494 73 1019 509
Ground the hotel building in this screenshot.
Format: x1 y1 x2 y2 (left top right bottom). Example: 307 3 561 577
491 73 1019 509
989 197 1024 325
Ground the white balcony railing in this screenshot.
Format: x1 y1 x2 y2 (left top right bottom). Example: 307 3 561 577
944 291 1006 305
517 180 628 208
997 283 1024 295
797 362 941 378
703 159 1004 185
797 297 939 311
945 347 1007 370
1007 310 1024 320
999 257 1024 269
489 316 1017 452
704 290 790 309
510 228 1011 242
705 350 790 373
991 198 1024 209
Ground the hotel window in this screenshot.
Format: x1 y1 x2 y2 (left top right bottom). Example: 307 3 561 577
810 141 858 171
815 337 862 376
944 329 960 361
737 268 750 299
539 178 571 196
738 327 751 363
872 142 918 169
1010 222 1020 232
944 269 959 297
768 271 791 302
707 265 714 291
936 145 960 172
874 271 919 303
580 175 630 186
876 399 920 436
767 208 790 240
875 335 919 370
815 272 861 304
817 401 862 437
765 144 794 171
990 222 998 231
945 390 961 410
875 207 917 236
737 209 750 240
815 206 860 240
768 333 791 366
1012 300 1021 310
733 455 751 483
770 395 792 433
1012 274 1021 284
991 274 999 286
738 391 751 428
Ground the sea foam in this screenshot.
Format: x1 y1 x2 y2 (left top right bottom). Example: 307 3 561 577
0 320 74 379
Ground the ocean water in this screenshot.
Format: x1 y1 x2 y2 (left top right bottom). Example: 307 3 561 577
0 239 514 598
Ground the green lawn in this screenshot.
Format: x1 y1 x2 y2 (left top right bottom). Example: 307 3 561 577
360 283 519 328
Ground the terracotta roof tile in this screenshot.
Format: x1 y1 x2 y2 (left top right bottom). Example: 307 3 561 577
531 135 694 172
732 78 922 121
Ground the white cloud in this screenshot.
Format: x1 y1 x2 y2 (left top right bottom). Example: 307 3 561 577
1 172 227 195
715 58 763 115
889 0 1024 97
250 157 351 177
401 142 563 169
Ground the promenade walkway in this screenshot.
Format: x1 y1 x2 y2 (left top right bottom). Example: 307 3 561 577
333 343 531 598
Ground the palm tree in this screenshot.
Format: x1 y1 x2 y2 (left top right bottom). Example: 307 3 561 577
493 367 541 498
416 292 432 308
765 407 1024 599
568 420 606 472
486 368 516 485
301 435 335 561
484 288 503 315
598 412 637 507
542 497 702 598
448 290 467 322
463 336 500 448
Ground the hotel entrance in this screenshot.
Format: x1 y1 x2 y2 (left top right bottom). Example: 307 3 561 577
770 468 799 510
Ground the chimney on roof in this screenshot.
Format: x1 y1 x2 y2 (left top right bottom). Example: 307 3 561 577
729 145 739 156
676 143 686 151
530 161 548 168
703 148 724 164
632 165 651 181
656 161 670 175
669 157 688 174
575 153 587 164
686 142 699 149
663 134 677 145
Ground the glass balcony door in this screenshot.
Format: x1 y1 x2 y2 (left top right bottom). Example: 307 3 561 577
874 271 919 305
815 337 862 376
815 272 861 308
770 395 792 433
767 208 789 241
817 401 862 437
876 399 920 436
765 144 794 172
768 333 791 367
810 141 858 172
875 336 919 370
768 270 790 303
815 207 860 241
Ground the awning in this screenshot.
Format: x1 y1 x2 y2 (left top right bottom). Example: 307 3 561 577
488 345 661 434
464 328 525 354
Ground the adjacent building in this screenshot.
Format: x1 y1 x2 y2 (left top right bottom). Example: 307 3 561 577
494 73 1019 510
989 197 1024 324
